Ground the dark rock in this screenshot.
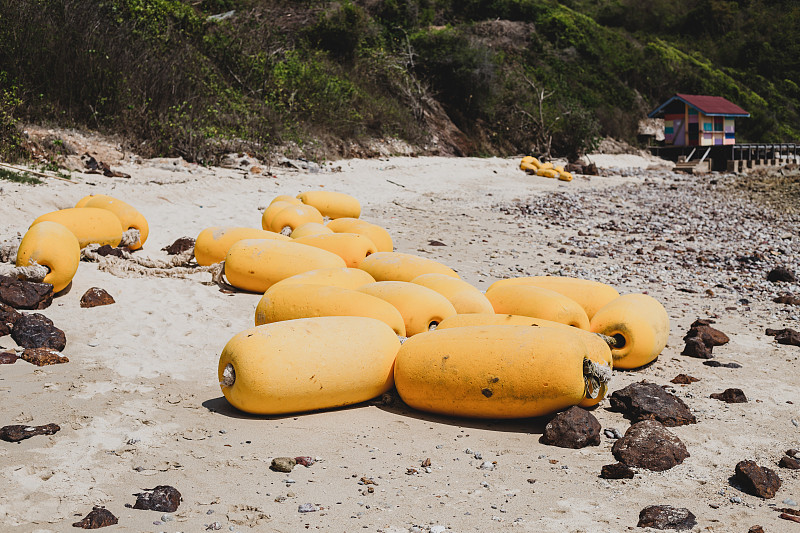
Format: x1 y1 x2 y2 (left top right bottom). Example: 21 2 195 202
80 287 115 308
681 337 713 358
768 266 797 283
132 485 181 512
0 302 21 335
600 462 635 479
735 460 781 498
780 511 800 524
748 527 765 533
271 457 296 472
0 351 18 364
584 162 599 175
637 505 697 530
609 381 696 427
427 240 447 246
703 360 741 368
779 455 800 469
670 374 700 385
0 423 60 442
295 456 315 467
72 506 119 528
710 388 748 403
776 329 800 346
162 237 195 255
20 347 69 366
91 245 126 258
612 420 689 471
11 313 67 351
539 406 601 449
0 275 53 309
685 319 730 346
774 294 800 305
787 449 800 458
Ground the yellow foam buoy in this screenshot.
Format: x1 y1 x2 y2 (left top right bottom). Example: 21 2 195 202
520 156 541 173
290 222 333 239
536 168 559 179
268 204 324 234
394 325 611 419
224 239 346 293
75 194 149 250
357 281 457 336
266 267 375 294
485 284 590 329
437 313 573 330
218 317 400 415
359 252 458 282
194 226 290 266
590 294 670 370
261 200 298 231
255 284 406 336
16 221 80 293
270 195 303 206
294 232 377 268
558 171 573 182
410 273 493 314
327 218 393 252
32 207 123 248
486 276 619 319
297 190 361 219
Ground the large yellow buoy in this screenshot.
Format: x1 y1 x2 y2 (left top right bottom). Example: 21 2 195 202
224 239 346 293
266 267 375 294
485 284 590 329
394 325 611 419
290 222 334 239
75 194 149 250
410 273 494 314
269 195 303 206
357 281 457 336
269 204 324 234
359 252 458 282
294 232 377 268
218 317 401 415
16 221 80 293
327 218 393 252
590 294 670 370
261 200 299 231
255 284 406 336
297 190 361 219
32 207 123 248
194 226 291 266
487 276 619 319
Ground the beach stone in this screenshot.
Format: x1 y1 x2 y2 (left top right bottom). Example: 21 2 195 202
779 455 800 469
295 456 315 467
703 360 741 368
734 460 781 498
767 266 796 283
11 313 66 351
20 347 69 366
710 388 747 403
0 423 60 442
681 336 713 358
0 275 53 309
539 406 601 448
774 294 800 305
271 457 296 472
670 374 699 385
787 449 800 458
600 462 635 479
80 287 115 308
0 351 18 364
92 244 126 258
771 328 800 346
162 237 195 255
297 503 318 513
637 505 697 530
609 381 696 426
748 527 765 533
132 485 182 512
72 506 118 528
612 420 689 471
0 302 21 335
685 319 730 346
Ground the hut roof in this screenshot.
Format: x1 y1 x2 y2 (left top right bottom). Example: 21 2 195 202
648 94 750 118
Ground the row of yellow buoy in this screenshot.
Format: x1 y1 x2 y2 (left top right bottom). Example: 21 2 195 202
520 156 574 181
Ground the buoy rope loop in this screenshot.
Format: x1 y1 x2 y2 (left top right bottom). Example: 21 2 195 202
119 228 141 248
583 358 612 400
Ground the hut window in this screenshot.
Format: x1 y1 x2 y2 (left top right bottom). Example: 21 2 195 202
713 117 723 131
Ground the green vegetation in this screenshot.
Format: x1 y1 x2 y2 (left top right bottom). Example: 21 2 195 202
0 0 797 162
0 168 42 185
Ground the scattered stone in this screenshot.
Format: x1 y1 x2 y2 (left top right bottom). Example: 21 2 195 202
681 337 712 358
670 374 700 385
11 313 67 351
734 460 781 498
612 420 689 471
80 287 115 308
0 302 21 335
710 388 748 403
703 360 741 368
600 462 635 479
271 457 296 472
72 506 118 528
637 505 697 530
685 319 730 346
779 455 800 469
604 428 622 439
787 449 800 458
609 381 697 427
295 456 315 467
764 328 800 346
92 245 126 258
748 526 765 533
298 503 319 513
162 237 195 255
0 351 18 364
767 266 796 283
0 275 53 309
19 347 69 366
428 240 447 246
774 294 800 305
539 406 601 448
780 513 800 524
132 485 182 512
0 423 60 442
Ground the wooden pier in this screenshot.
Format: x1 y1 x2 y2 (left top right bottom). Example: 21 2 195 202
649 143 800 173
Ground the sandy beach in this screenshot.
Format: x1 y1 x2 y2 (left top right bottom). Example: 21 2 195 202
1 134 799 532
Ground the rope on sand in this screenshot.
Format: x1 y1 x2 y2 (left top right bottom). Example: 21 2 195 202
81 243 213 279
0 236 21 264
119 228 141 248
0 261 49 282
